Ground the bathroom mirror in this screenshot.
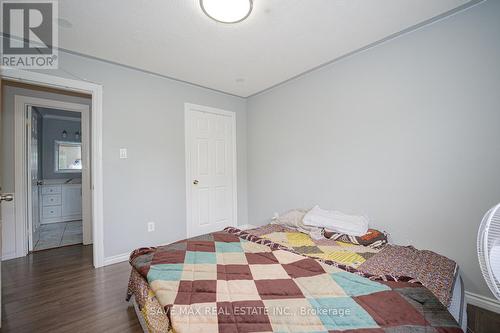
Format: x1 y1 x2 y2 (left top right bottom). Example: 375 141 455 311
55 141 82 173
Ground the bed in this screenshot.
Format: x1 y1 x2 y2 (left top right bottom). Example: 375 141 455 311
246 224 467 331
127 226 463 333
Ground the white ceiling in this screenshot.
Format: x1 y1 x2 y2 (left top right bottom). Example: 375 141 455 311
57 0 475 97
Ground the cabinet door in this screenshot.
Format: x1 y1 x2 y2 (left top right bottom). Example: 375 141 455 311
61 185 82 216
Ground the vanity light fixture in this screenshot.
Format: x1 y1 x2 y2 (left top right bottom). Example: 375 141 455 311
62 130 68 139
200 0 253 24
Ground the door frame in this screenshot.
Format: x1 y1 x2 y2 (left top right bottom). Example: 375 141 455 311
17 96 91 252
1 67 104 268
184 103 237 238
26 105 39 251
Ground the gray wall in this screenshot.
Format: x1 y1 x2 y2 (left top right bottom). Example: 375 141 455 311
247 0 500 299
41 117 82 180
28 50 248 258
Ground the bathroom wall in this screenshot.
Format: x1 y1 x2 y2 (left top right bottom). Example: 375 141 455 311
40 111 82 180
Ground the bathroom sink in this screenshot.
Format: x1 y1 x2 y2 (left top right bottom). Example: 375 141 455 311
65 178 82 184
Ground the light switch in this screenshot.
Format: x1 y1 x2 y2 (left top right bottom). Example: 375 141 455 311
119 148 128 159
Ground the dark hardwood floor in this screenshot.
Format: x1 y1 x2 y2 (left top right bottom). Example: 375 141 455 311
467 304 500 333
1 245 142 332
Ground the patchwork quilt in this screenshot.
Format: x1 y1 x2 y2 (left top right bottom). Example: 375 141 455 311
247 224 381 269
129 227 462 333
248 224 457 307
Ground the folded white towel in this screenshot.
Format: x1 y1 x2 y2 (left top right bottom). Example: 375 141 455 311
303 205 369 236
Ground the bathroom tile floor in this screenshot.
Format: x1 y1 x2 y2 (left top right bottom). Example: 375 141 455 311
33 221 83 251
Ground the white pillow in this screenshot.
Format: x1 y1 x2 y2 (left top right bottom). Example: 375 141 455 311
271 208 324 240
302 205 369 236
271 209 308 229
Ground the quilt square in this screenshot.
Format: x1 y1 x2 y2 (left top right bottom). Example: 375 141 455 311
217 264 253 280
185 251 216 264
147 264 184 282
181 263 217 281
295 274 346 298
217 252 249 265
354 290 427 327
187 241 216 252
245 252 278 265
189 233 215 242
152 250 186 264
174 280 217 305
262 232 288 244
250 264 290 280
161 241 187 252
132 251 154 265
318 261 344 274
216 241 244 253
331 272 390 296
216 280 261 302
240 240 272 253
293 245 324 254
263 298 325 332
170 302 218 333
317 249 367 267
308 296 379 331
255 279 303 300
272 250 306 264
213 232 241 242
286 232 315 246
217 300 272 333
150 280 180 306
282 258 326 278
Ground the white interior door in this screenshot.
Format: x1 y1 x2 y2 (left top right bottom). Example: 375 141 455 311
27 106 41 251
186 104 236 237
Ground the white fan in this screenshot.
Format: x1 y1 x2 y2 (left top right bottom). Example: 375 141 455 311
477 203 500 300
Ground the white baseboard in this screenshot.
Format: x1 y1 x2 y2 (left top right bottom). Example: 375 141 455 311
1 252 18 261
465 291 500 314
238 224 257 230
103 252 130 266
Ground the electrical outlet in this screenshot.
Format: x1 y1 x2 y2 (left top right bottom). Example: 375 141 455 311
147 222 155 232
119 148 128 159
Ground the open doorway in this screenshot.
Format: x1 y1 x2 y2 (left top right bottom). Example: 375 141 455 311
28 106 89 251
1 80 93 260
17 97 91 255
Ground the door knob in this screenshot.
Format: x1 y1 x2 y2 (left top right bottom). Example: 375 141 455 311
0 193 14 202
193 180 199 185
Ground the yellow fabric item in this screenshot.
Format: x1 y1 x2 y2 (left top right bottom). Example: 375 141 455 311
260 230 379 269
315 250 366 267
334 241 355 247
285 232 315 247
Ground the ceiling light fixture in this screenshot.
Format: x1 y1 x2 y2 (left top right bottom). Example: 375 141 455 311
200 0 253 24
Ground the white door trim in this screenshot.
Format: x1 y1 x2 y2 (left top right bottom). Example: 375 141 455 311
26 105 36 251
184 103 237 238
1 67 104 268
